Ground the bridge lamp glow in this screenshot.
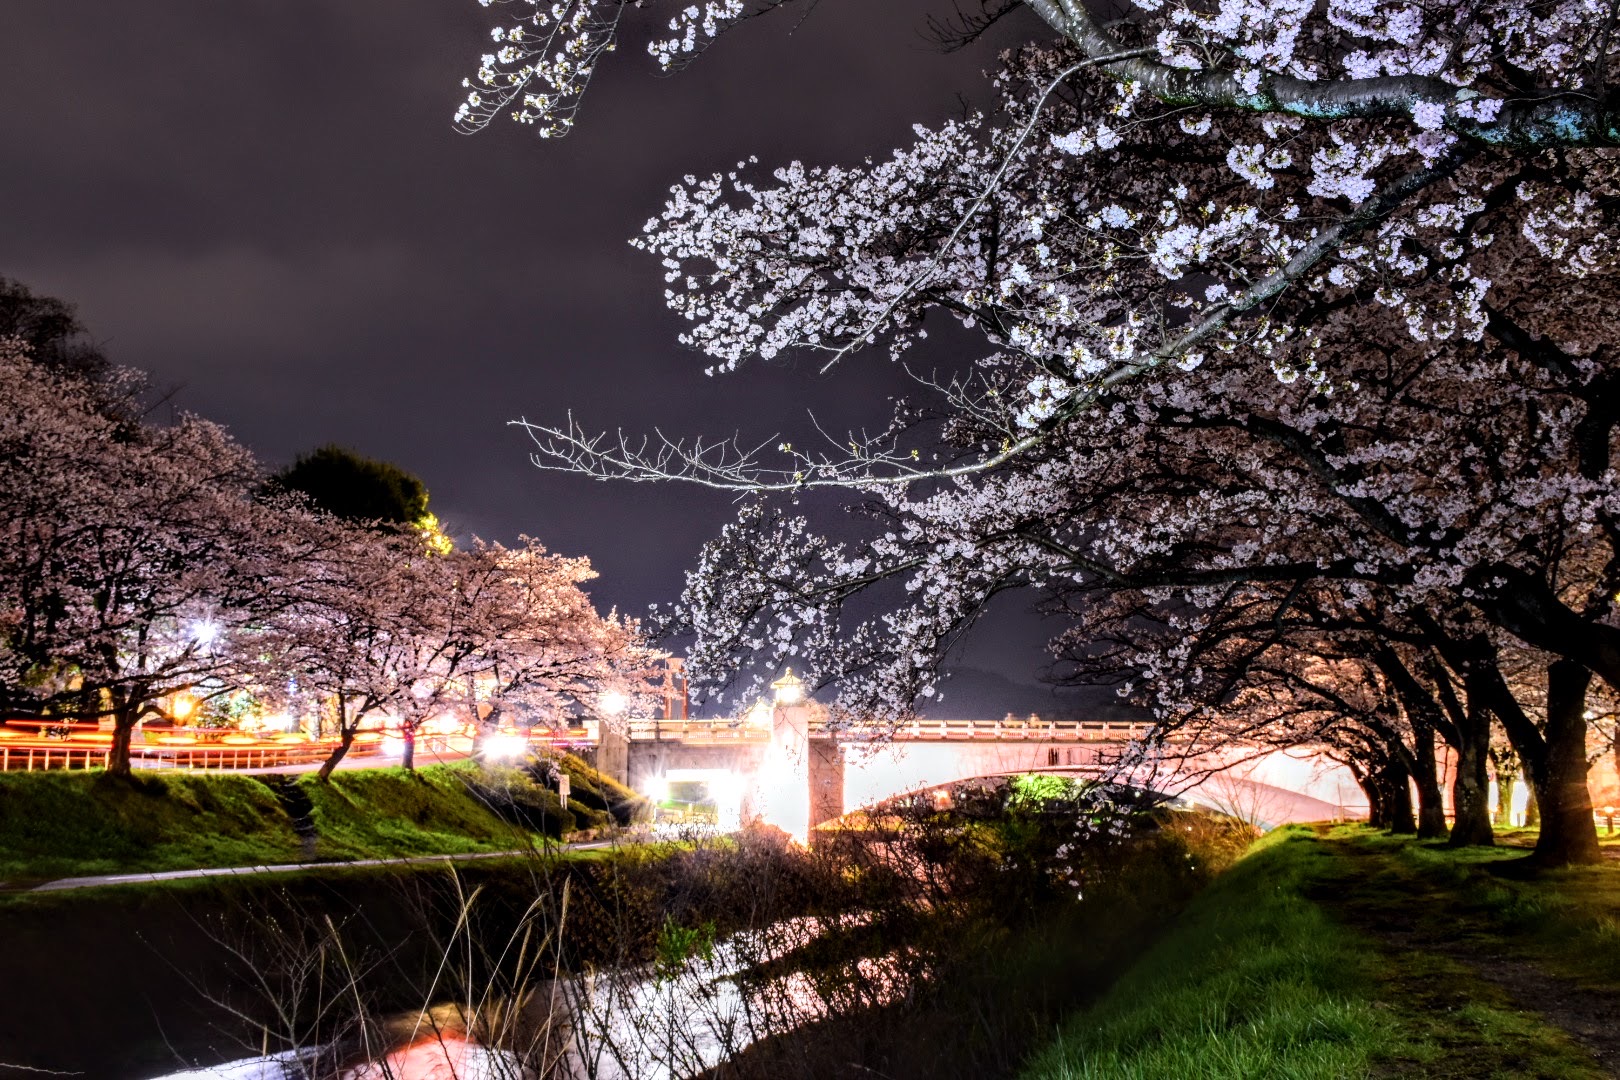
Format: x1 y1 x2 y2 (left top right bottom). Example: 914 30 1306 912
600 690 629 717
770 668 805 706
648 774 670 803
712 771 744 832
484 732 529 760
745 698 772 729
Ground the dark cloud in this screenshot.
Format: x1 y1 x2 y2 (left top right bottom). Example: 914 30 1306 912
1 0 1061 688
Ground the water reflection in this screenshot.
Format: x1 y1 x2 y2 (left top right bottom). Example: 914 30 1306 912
145 916 905 1080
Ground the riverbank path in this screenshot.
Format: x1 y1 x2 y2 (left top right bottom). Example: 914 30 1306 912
18 839 615 894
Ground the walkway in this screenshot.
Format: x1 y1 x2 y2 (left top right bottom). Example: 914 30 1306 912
23 839 614 894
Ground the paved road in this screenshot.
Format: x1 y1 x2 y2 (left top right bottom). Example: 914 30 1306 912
21 840 615 893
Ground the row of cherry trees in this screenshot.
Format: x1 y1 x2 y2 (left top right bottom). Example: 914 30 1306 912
461 1 1620 862
0 338 647 779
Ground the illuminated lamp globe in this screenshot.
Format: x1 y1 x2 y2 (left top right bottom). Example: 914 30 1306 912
600 690 629 717
745 698 772 728
770 668 805 706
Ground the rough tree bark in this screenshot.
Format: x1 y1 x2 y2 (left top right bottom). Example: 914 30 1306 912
1412 722 1448 840
1527 660 1600 866
1383 756 1417 835
1495 769 1518 827
1450 697 1496 847
107 704 138 778
1352 762 1385 830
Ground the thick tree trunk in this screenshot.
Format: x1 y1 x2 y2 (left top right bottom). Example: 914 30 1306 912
1449 704 1496 847
1529 661 1600 866
1523 785 1541 827
106 707 138 777
317 728 354 784
1383 758 1417 834
1353 766 1384 829
1413 724 1449 840
401 727 416 772
1613 720 1620 802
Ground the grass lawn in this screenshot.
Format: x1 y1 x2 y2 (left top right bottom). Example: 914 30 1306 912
1021 827 1616 1080
0 757 636 884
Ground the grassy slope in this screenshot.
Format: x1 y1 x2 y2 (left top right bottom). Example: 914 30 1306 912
1022 828 1605 1080
0 758 628 882
1317 825 1620 991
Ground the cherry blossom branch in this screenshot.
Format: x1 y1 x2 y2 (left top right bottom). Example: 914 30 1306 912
816 45 1159 375
1026 0 1620 148
516 147 1465 492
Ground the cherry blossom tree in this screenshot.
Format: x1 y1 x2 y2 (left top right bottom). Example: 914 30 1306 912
249 521 439 781
454 538 654 734
0 341 309 775
1048 586 1457 839
379 538 652 772
458 2 1620 862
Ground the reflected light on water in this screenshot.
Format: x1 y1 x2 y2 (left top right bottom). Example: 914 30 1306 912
344 1031 523 1080
144 915 904 1080
145 1033 528 1080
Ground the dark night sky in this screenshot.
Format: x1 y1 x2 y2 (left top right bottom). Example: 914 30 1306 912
1 1 1100 710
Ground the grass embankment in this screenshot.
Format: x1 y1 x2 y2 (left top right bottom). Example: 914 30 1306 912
0 754 642 883
1023 827 1613 1080
1321 825 1620 992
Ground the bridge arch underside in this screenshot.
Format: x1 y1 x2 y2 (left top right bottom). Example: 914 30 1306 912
838 743 1369 828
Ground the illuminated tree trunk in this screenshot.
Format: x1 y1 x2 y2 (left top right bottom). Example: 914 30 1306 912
1373 754 1416 835
1412 725 1448 840
401 726 417 772
104 684 147 778
1354 764 1384 829
1449 701 1495 848
1494 762 1519 827
316 695 354 784
1354 755 1414 833
107 706 137 778
1527 661 1599 866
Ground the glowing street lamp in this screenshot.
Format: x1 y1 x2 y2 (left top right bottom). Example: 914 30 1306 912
600 690 629 717
770 668 805 706
171 692 197 721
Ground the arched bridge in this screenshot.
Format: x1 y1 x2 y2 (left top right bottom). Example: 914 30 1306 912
594 705 1367 839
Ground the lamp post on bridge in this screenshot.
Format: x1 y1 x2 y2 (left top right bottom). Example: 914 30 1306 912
751 669 843 843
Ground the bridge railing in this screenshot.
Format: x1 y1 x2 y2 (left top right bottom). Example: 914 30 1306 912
624 719 770 743
839 718 1156 741
0 732 392 772
0 743 111 771
621 717 1154 742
